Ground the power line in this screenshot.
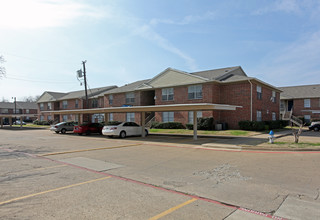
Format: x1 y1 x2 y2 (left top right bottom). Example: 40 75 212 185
4 76 76 84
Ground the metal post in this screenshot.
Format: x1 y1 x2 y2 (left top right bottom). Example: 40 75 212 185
141 112 146 138
0 117 3 128
9 117 12 127
82 61 88 109
193 111 198 140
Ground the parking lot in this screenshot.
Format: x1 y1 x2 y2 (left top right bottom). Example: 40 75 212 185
1 128 320 219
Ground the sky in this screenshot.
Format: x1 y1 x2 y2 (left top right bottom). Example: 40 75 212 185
1 0 320 101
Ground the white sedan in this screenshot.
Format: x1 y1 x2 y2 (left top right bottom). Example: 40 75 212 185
102 122 148 138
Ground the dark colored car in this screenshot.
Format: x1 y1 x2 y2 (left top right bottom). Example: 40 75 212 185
309 122 320 131
73 123 103 135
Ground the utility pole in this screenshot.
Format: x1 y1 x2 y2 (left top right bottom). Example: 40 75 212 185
12 97 16 124
82 61 88 109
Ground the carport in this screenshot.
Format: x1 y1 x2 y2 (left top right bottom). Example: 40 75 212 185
43 103 241 140
0 114 38 128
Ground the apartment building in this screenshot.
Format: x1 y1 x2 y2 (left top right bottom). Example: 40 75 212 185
0 101 37 122
279 84 320 123
37 86 116 123
103 66 281 129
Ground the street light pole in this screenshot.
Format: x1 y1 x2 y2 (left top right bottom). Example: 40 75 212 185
12 97 16 124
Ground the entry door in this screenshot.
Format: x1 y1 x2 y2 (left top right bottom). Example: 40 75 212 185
288 100 293 111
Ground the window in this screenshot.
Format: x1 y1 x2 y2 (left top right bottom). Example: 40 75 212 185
75 99 79 108
109 113 113 121
62 101 68 109
26 109 29 114
162 88 174 101
109 95 113 105
188 111 202 123
126 93 135 103
162 112 174 122
63 115 68 122
40 115 44 121
47 115 52 121
304 99 311 108
40 103 44 110
257 85 262 100
272 91 276 103
91 99 98 108
15 109 20 114
188 85 202 99
304 115 311 123
47 103 52 110
126 113 135 122
272 112 276 121
257 111 262 122
280 100 285 111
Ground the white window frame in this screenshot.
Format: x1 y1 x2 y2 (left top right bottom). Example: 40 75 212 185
62 115 68 122
109 95 113 105
126 112 135 122
304 99 311 108
62 100 68 109
272 112 276 121
47 115 52 121
40 115 44 121
40 103 44 111
257 85 262 100
126 93 135 104
162 112 174 122
109 113 113 121
162 88 174 101
304 115 311 123
272 91 276 103
75 99 79 108
91 99 98 108
26 109 29 114
257 110 262 122
188 85 202 99
188 111 202 123
47 103 52 110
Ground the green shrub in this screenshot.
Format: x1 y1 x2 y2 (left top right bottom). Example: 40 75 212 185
105 121 122 125
238 120 252 130
153 122 185 129
151 121 160 129
239 120 286 131
198 117 214 130
186 123 193 130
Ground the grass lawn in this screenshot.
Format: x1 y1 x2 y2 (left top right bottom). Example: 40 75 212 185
149 129 257 136
273 142 320 148
12 124 50 128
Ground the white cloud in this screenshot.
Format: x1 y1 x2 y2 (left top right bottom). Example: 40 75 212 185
133 24 197 71
0 0 107 29
150 11 216 26
253 0 302 15
254 31 320 86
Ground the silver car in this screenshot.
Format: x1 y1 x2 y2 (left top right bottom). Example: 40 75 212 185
50 121 77 134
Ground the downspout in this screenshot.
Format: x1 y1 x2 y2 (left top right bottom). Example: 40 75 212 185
248 79 253 121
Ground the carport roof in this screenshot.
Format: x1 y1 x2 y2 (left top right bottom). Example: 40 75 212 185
43 103 241 115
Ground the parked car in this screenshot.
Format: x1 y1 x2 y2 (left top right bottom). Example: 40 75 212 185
309 121 320 131
15 120 26 125
50 121 77 134
102 122 148 138
73 123 103 135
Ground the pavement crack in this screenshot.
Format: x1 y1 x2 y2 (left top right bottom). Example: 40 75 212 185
315 188 320 200
222 209 237 220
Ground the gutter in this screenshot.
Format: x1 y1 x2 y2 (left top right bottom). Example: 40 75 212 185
248 79 253 121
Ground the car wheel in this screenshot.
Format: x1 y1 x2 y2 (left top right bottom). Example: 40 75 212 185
108 136 113 138
120 131 126 138
78 133 83 136
86 131 91 135
145 129 148 136
55 131 59 134
315 127 319 131
61 128 66 134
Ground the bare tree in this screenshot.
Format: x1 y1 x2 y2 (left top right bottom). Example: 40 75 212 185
1 97 9 102
0 55 5 78
22 95 40 102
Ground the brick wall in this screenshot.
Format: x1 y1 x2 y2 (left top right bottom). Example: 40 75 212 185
293 98 320 119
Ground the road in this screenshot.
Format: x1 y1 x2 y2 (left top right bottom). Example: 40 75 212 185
0 128 320 219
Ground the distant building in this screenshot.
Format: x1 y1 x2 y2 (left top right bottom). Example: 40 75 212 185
0 101 38 122
37 86 117 123
279 84 320 123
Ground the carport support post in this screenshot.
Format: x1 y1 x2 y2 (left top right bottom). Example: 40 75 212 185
0 117 3 128
20 117 22 129
193 111 198 140
104 113 109 123
141 112 146 138
9 117 12 127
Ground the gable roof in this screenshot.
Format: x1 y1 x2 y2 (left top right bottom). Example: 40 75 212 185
37 91 66 103
279 84 320 99
0 102 37 109
104 79 151 94
191 66 246 81
57 86 117 100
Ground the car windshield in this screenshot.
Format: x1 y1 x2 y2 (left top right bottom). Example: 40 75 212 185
106 121 122 126
56 122 65 126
